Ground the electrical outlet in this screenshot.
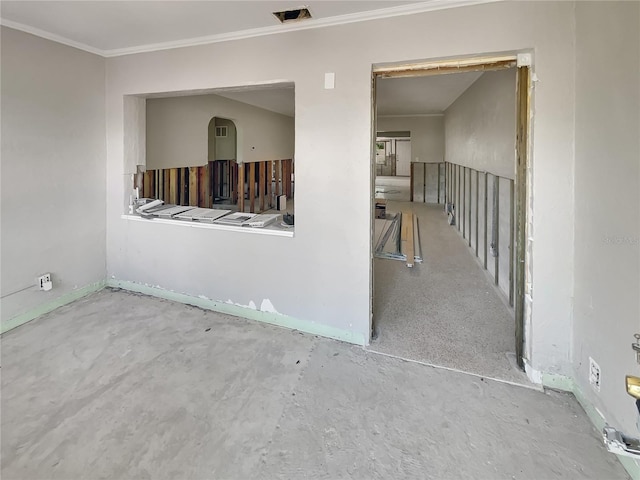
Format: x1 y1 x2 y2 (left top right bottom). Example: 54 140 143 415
38 273 52 291
589 357 601 392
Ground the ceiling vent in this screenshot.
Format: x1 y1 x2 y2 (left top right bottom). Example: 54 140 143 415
273 7 312 23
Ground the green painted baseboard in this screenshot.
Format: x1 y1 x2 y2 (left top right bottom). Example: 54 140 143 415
1 281 106 334
541 372 640 479
107 279 367 346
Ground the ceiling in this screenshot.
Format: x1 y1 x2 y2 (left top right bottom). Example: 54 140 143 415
0 0 485 56
376 72 483 116
214 84 296 118
0 0 488 117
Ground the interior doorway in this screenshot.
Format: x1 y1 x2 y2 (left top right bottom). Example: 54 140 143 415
369 56 531 383
208 116 238 206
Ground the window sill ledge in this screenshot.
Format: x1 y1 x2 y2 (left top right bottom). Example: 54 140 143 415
120 214 294 237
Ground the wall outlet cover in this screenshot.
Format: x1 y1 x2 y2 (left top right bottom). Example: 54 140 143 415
38 273 52 291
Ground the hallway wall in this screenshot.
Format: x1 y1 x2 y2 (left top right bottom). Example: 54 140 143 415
443 69 518 302
444 69 516 180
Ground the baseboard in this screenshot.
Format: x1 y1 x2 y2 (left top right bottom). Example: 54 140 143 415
1 281 107 334
107 279 367 346
531 367 640 479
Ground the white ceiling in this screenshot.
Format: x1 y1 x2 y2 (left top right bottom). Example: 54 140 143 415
0 0 488 117
214 84 296 118
0 0 489 56
376 72 483 116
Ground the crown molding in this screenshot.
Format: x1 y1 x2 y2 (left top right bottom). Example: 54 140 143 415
378 113 444 118
0 18 106 56
1 0 499 58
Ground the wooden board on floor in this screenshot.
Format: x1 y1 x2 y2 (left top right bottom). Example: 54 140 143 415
401 212 415 268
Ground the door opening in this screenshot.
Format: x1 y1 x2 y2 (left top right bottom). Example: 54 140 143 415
369 56 531 381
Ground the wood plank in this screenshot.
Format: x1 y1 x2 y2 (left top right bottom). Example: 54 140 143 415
275 160 281 197
249 162 256 213
157 170 163 202
182 167 189 205
231 162 238 204
266 161 273 207
404 212 415 268
259 161 266 212
285 159 292 198
169 168 178 204
198 165 209 207
282 160 288 198
163 169 170 204
143 171 153 198
189 167 199 206
237 163 245 212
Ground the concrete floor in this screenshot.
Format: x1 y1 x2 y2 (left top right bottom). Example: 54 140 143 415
375 176 411 202
371 201 529 385
1 289 628 479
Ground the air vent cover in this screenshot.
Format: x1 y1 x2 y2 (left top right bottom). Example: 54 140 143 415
273 7 312 23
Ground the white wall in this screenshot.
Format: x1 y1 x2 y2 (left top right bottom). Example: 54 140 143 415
443 69 517 300
377 116 444 164
146 94 294 169
105 1 577 363
1 27 106 324
573 1 640 435
444 69 516 179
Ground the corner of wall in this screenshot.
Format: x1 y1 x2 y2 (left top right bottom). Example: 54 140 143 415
1 281 107 334
526 361 640 479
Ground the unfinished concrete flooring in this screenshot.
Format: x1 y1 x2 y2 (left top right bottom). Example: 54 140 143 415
372 201 528 385
1 289 627 479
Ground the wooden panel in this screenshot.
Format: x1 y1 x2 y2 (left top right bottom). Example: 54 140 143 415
259 161 266 212
143 171 153 198
198 165 209 207
249 162 256 213
231 162 238 204
181 167 189 205
169 168 178 204
266 161 272 207
237 163 245 212
189 167 199 206
275 160 281 197
284 159 292 198
163 169 170 203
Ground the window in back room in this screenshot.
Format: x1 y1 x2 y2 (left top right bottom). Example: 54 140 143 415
129 83 295 229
